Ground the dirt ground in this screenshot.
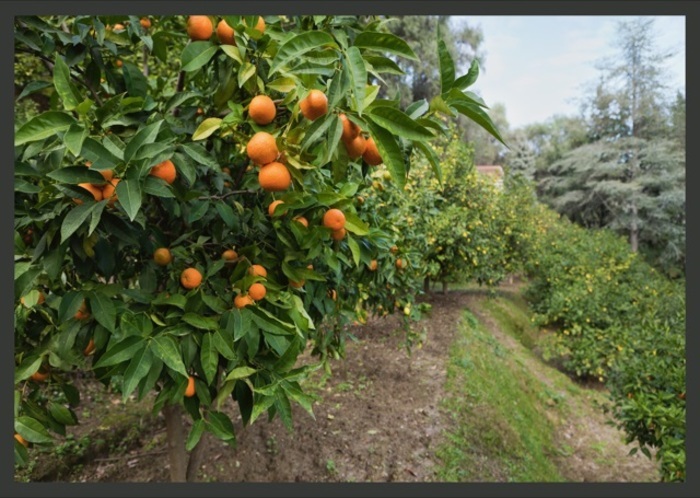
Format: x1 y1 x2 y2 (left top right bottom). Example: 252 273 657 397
22 286 660 483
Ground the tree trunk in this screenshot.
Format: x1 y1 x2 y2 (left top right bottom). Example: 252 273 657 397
630 204 639 253
423 277 430 293
442 281 448 294
186 433 208 482
163 404 187 482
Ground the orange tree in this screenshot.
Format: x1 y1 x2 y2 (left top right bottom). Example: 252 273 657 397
14 14 503 480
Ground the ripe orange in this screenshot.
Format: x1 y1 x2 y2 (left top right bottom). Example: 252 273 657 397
331 228 346 241
180 268 203 289
293 216 309 228
248 264 267 278
253 16 266 34
248 95 277 125
396 258 407 270
31 369 49 382
299 89 328 121
101 178 121 206
15 433 29 447
234 294 254 309
248 282 267 301
153 247 172 266
222 249 238 261
222 166 232 175
340 114 361 141
184 376 196 397
86 162 113 183
268 199 285 216
20 291 45 308
390 245 399 254
356 196 365 205
83 338 96 356
246 131 279 165
368 259 378 271
196 107 204 115
259 162 291 192
363 137 383 166
115 59 123 68
113 23 125 31
150 159 177 184
75 300 90 320
290 279 305 288
187 16 213 41
323 208 346 231
140 17 151 29
216 19 235 45
344 133 367 160
74 183 103 204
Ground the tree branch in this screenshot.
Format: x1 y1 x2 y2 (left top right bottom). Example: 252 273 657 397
173 71 186 117
198 189 257 200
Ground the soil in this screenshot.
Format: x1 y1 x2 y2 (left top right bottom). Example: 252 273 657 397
20 285 660 483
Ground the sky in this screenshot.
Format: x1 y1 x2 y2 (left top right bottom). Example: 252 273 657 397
455 16 686 130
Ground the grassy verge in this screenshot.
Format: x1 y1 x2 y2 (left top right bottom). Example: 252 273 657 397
434 309 565 482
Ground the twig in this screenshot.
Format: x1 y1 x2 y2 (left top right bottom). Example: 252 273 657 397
173 71 186 117
198 189 257 200
142 45 149 77
94 449 167 462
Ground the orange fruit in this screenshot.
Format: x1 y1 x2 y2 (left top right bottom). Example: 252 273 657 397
254 16 266 34
234 294 254 309
222 249 238 261
216 19 235 45
356 196 365 205
328 289 337 301
115 59 123 68
344 133 367 160
15 433 29 447
331 228 346 241
75 300 90 320
268 199 285 216
249 264 267 278
340 114 361 141
368 259 378 271
74 183 103 204
180 268 203 289
299 89 328 121
83 338 96 356
249 95 276 125
30 368 49 382
184 376 196 397
222 166 232 175
323 208 346 231
140 17 151 29
86 162 113 183
150 159 177 184
196 107 204 115
20 291 45 308
101 178 121 206
113 23 125 31
248 282 267 301
293 216 308 228
187 16 213 41
246 131 279 166
259 162 291 192
153 247 172 266
363 137 383 166
396 258 406 270
290 279 305 288
390 245 399 254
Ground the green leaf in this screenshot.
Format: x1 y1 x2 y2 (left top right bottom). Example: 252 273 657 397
415 141 443 184
353 31 418 60
152 293 187 310
93 336 145 369
200 333 218 385
122 62 148 98
80 137 121 170
181 41 218 72
182 313 219 331
225 366 257 382
53 54 81 110
207 411 235 441
47 166 104 185
192 118 222 142
367 106 433 141
344 212 370 236
366 122 406 190
48 402 78 426
164 92 201 114
57 290 84 323
266 77 297 93
143 176 175 198
281 382 316 420
451 101 506 146
347 235 361 266
453 59 480 90
185 419 205 451
215 202 236 229
63 123 88 156
324 114 343 163
61 202 99 243
213 330 236 360
123 120 164 163
116 178 142 221
249 395 276 425
121 346 153 401
15 416 53 444
16 81 52 102
151 335 188 378
238 61 256 88
15 111 76 146
88 292 117 332
301 113 335 153
220 44 242 64
364 55 405 75
438 39 455 94
14 356 43 384
249 308 295 336
269 31 337 75
345 46 368 115
179 143 219 169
